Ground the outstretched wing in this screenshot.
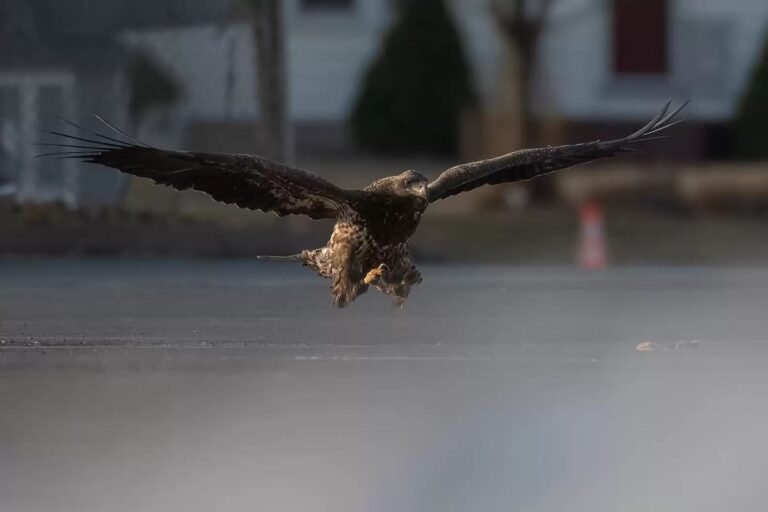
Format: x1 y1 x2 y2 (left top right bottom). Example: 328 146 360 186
40 119 360 219
427 101 687 203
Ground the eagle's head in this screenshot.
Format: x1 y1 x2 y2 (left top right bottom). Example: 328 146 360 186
394 170 429 200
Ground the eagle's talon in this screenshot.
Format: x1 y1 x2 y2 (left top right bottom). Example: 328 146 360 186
363 263 389 285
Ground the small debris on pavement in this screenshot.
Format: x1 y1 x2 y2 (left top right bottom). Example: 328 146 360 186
636 340 701 352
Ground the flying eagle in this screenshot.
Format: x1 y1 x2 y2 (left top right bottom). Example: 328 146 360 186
43 101 686 307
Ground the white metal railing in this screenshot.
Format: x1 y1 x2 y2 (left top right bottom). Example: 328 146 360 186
0 71 79 207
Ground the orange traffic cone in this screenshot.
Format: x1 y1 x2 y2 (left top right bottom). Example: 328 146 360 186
578 200 608 269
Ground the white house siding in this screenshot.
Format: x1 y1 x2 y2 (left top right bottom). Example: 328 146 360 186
119 1 392 128
687 0 768 117
286 0 392 121
449 0 504 110
121 23 259 123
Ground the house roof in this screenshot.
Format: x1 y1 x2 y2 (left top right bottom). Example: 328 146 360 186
32 0 242 38
0 34 128 74
0 0 169 72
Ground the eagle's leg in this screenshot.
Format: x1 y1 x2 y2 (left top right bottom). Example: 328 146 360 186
332 269 368 308
330 247 370 308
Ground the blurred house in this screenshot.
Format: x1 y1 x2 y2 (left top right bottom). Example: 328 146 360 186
0 0 236 207
532 0 768 160
2 0 768 208
0 0 131 206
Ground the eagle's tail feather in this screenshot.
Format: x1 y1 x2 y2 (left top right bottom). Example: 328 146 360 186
256 254 303 262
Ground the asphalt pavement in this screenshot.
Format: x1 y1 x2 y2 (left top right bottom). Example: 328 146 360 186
2 259 768 511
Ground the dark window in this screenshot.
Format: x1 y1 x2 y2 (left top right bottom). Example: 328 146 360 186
301 0 353 9
612 0 669 74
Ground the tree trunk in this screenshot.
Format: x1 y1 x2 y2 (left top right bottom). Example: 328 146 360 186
496 0 554 202
497 0 544 148
251 0 293 163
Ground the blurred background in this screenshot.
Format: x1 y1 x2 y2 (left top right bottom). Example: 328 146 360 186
1 0 767 263
5 3 768 512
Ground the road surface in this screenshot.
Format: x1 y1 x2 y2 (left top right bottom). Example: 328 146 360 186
2 259 768 511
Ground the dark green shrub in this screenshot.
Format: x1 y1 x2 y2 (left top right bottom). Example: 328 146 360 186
734 29 768 159
350 0 476 155
128 52 182 122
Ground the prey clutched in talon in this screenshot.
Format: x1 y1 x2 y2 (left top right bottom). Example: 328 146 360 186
364 263 389 284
